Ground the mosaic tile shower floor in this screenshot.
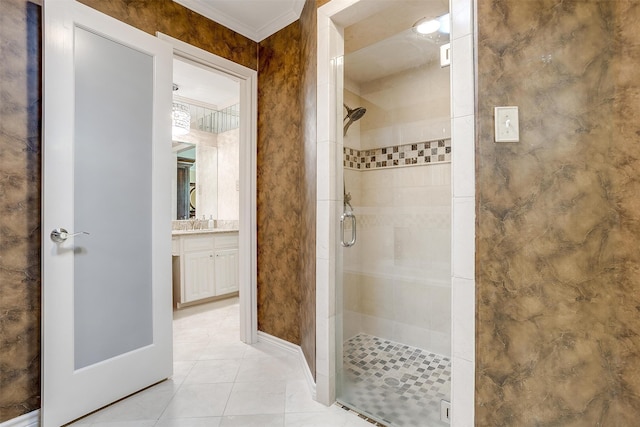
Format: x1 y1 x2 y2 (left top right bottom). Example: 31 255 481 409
340 334 451 427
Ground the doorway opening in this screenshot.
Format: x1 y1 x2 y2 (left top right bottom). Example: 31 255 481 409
170 54 244 357
159 33 259 352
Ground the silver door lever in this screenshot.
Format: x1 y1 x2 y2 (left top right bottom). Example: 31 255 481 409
50 228 90 243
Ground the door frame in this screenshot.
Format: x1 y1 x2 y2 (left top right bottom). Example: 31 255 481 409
158 33 258 344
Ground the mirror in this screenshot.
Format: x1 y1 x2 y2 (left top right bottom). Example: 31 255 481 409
171 57 240 223
175 144 195 219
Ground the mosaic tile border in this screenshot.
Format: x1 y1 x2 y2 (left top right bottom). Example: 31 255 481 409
344 139 451 170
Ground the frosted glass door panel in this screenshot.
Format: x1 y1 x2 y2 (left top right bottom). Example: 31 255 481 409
73 27 153 369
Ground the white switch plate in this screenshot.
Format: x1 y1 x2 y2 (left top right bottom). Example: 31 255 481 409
494 106 519 142
440 43 451 68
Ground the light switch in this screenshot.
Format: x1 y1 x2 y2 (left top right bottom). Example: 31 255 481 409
440 43 451 68
494 106 519 142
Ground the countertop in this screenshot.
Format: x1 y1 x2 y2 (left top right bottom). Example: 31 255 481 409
172 228 239 236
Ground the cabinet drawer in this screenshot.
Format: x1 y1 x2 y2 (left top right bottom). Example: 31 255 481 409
215 233 238 249
183 235 214 252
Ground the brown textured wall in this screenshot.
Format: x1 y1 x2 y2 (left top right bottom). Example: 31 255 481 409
299 0 317 379
476 1 640 425
77 0 257 70
0 1 42 422
257 21 303 344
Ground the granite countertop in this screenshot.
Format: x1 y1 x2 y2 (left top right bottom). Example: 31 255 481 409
172 228 239 236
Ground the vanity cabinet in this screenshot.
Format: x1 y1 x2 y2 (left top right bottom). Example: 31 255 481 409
171 231 239 308
183 249 216 302
215 249 239 295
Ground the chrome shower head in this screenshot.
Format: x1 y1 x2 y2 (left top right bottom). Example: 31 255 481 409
343 103 367 136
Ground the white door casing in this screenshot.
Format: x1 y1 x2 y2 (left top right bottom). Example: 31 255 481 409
42 1 173 426
158 33 259 345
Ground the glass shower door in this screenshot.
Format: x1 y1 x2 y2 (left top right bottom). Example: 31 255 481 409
335 2 452 425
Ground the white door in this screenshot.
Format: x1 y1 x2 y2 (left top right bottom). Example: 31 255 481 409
42 1 173 426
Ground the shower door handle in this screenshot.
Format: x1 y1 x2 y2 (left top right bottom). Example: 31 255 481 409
340 211 357 247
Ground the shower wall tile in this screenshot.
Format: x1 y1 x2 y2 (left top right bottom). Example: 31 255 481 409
299 0 317 380
451 356 474 427
392 281 431 328
317 141 336 200
450 35 474 119
452 277 474 363
429 330 451 358
343 272 362 312
476 1 640 425
452 198 474 281
357 62 451 149
451 0 472 41
342 160 451 357
450 0 475 424
451 115 474 198
343 310 362 340
316 200 336 261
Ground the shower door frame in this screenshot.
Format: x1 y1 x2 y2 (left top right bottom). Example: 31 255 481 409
315 0 477 425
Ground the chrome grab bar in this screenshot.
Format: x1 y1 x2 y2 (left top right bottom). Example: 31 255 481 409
340 211 356 247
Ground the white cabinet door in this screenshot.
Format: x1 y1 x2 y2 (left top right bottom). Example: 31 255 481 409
215 249 239 295
184 250 216 302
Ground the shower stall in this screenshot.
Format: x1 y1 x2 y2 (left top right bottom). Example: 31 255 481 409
335 2 452 426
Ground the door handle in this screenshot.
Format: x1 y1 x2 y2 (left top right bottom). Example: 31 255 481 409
340 211 356 247
50 228 90 243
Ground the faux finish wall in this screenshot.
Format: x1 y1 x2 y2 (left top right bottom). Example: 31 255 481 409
476 1 640 424
257 22 303 344
255 0 317 376
78 0 257 70
0 1 41 422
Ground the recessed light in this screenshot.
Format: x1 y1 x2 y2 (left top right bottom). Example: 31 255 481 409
413 17 440 35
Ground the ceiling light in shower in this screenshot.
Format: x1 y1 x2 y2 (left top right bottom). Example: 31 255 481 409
172 84 191 137
413 17 440 35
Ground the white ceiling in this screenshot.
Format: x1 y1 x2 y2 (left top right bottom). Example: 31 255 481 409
171 0 449 100
345 26 448 84
173 58 239 108
343 0 449 84
173 0 306 42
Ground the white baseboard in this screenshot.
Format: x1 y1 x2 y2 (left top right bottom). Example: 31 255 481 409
257 331 316 399
298 345 317 399
0 410 40 427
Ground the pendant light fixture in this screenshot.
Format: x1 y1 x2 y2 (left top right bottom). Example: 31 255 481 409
172 84 191 137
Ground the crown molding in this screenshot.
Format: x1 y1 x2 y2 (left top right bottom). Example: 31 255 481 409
173 0 305 42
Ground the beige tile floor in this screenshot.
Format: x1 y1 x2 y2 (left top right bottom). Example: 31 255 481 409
69 297 372 427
